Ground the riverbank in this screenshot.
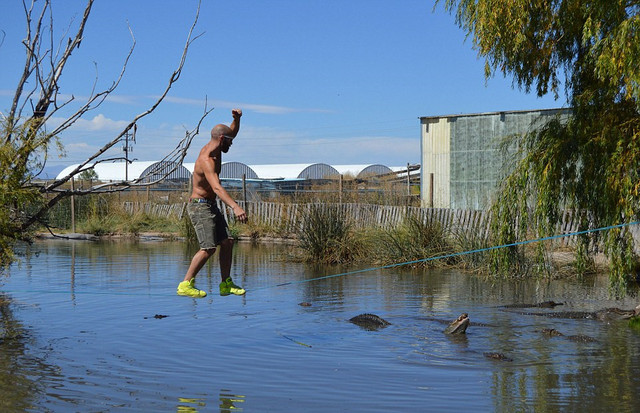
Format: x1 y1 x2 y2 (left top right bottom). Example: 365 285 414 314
35 231 298 244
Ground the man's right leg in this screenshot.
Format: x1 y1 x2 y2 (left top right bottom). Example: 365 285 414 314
177 248 215 297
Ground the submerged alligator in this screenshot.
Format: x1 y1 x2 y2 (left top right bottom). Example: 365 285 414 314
498 301 564 309
509 304 640 322
540 328 598 343
349 313 470 334
483 352 513 362
349 313 391 330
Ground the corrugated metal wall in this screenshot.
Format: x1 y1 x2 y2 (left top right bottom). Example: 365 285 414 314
421 117 450 208
421 109 570 210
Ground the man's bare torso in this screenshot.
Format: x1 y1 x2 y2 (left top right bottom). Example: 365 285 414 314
190 142 222 200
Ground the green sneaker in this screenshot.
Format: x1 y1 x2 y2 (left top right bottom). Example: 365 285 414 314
219 277 245 296
177 279 207 298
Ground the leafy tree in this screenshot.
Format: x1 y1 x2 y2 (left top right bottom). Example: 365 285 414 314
0 0 210 267
78 169 99 183
439 0 640 293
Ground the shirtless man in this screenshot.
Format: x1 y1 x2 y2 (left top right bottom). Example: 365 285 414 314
177 109 248 298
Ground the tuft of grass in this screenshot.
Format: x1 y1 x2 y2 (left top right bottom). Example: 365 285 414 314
379 214 455 268
297 204 360 264
77 210 181 236
451 228 491 273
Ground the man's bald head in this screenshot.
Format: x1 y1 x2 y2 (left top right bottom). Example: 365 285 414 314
211 124 232 140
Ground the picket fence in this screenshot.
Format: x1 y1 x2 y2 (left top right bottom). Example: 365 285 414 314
120 200 638 248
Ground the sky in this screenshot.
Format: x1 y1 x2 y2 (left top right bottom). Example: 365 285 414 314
0 0 565 176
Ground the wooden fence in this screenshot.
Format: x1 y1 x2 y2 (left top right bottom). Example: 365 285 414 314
123 200 492 232
122 200 640 250
122 201 597 244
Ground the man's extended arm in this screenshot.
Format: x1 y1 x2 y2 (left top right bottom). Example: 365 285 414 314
228 109 242 138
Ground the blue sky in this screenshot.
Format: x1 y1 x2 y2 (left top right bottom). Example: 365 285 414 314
0 0 565 173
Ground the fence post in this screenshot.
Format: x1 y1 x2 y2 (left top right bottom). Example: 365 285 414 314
242 173 247 206
406 163 411 197
429 173 434 208
70 177 76 233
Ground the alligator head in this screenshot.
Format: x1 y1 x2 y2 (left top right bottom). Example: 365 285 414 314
444 313 470 334
596 306 640 321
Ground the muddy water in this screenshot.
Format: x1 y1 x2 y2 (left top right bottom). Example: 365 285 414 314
1 239 640 412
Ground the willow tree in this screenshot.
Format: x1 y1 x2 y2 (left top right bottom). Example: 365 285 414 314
439 0 640 293
0 0 211 268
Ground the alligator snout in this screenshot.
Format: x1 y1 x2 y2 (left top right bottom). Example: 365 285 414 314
444 313 470 334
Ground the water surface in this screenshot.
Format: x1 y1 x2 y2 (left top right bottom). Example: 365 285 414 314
2 239 640 412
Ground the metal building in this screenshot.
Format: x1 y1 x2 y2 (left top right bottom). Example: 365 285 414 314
356 164 393 178
220 161 259 179
297 163 340 179
139 161 191 184
420 108 571 210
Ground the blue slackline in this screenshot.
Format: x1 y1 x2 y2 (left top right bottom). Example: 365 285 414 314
250 220 640 291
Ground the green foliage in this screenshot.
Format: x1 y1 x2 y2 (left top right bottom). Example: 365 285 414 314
295 207 492 270
77 210 181 236
297 204 358 264
441 0 640 294
77 169 98 182
0 118 57 267
381 214 455 267
451 226 491 273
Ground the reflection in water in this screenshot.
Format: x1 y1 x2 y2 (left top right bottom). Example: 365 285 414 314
2 240 640 411
219 390 245 412
0 294 58 411
176 397 206 412
174 390 245 413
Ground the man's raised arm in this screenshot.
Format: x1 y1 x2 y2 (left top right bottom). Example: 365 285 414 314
228 109 242 138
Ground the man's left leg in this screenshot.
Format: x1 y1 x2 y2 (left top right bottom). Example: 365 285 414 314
218 238 245 296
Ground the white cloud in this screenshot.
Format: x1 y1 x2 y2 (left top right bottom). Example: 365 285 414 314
71 114 129 132
66 142 92 150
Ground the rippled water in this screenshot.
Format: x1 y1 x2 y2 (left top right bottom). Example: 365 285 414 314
2 239 640 412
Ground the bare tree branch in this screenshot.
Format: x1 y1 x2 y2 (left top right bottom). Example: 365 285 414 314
14 0 209 232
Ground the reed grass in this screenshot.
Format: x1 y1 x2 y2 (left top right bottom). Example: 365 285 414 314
371 214 455 268
296 203 365 264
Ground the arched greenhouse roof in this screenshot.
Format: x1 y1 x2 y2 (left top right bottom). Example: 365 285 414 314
138 161 191 183
296 163 340 179
220 161 258 179
356 164 394 177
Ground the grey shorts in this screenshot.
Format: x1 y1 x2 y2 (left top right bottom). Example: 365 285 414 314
187 201 230 249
